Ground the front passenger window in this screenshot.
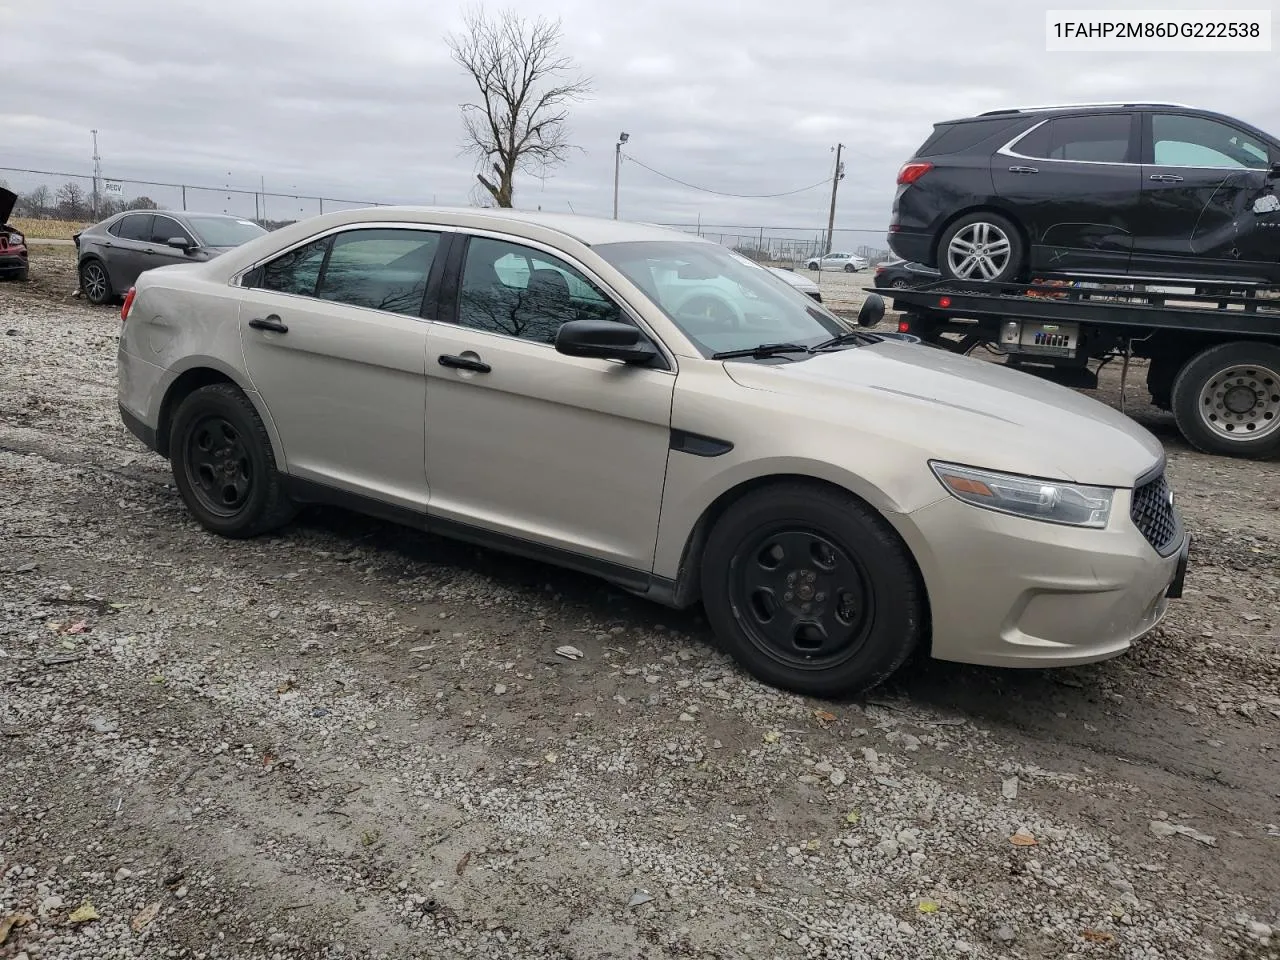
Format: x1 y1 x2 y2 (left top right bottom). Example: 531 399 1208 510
456 237 624 343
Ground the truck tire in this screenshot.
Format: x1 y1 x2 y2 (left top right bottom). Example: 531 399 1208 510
1171 341 1280 459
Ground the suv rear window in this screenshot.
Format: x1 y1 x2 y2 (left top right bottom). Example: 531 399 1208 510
1013 114 1132 163
914 117 1023 157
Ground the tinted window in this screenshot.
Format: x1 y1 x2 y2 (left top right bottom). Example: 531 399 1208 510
150 215 193 245
1018 114 1132 162
1152 114 1271 168
259 237 331 296
314 229 440 316
115 215 153 241
456 237 622 343
186 216 267 247
915 117 1023 157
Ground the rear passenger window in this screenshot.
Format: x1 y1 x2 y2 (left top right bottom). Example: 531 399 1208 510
1018 114 1132 163
115 215 153 241
259 237 331 296
314 229 441 316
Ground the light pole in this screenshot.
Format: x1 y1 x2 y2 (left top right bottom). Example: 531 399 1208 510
613 132 629 219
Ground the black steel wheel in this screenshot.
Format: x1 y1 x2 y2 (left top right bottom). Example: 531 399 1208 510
79 259 113 305
701 482 925 698
169 383 296 537
728 528 875 671
183 415 253 518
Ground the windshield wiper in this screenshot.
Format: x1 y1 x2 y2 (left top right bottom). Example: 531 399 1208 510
711 342 812 360
809 329 883 351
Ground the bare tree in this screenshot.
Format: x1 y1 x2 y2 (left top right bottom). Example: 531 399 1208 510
20 185 52 218
55 181 88 220
447 7 592 207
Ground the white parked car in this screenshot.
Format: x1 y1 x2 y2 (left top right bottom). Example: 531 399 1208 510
764 265 822 301
728 252 822 302
806 252 868 272
116 207 1189 697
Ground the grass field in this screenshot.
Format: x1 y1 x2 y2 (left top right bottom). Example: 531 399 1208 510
11 218 89 241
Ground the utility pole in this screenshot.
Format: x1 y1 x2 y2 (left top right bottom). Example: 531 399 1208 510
261 176 268 221
613 132 629 219
825 142 844 254
91 129 102 219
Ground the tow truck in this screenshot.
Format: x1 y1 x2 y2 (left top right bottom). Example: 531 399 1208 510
876 275 1280 460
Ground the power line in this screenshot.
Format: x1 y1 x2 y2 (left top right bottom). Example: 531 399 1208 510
620 153 831 199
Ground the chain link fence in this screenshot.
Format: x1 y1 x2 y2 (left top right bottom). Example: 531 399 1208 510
0 166 388 232
1 167 894 264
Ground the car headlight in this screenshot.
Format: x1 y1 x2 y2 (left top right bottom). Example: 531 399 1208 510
8 232 23 245
929 461 1113 528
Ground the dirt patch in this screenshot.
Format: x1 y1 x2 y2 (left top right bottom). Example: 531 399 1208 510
1 279 1278 960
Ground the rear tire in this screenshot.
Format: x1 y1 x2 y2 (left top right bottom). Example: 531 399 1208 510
700 482 925 698
169 383 297 537
937 212 1024 283
843 263 856 273
79 259 113 305
1171 342 1280 459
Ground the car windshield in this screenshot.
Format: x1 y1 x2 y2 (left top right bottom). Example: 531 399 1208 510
594 240 846 356
186 216 267 248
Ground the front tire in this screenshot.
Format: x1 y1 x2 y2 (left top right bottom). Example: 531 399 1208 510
1171 342 1280 459
169 383 297 537
937 212 1024 283
700 482 925 698
806 261 820 271
79 259 113 305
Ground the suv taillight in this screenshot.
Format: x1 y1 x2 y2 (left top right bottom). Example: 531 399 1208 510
121 287 136 322
896 161 934 185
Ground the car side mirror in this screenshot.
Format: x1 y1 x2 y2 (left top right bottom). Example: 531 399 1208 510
166 236 196 253
555 319 657 364
857 292 886 327
1269 161 1280 180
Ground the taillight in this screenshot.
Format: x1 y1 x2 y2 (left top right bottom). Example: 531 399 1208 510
121 287 136 322
938 296 952 308
896 161 934 185
898 320 910 333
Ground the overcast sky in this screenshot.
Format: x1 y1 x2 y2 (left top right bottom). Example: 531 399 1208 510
3 0 1277 245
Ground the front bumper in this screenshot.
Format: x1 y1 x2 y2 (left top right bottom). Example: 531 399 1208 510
0 251 27 273
894 494 1189 668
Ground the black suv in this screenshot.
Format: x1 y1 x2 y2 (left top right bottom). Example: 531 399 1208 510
888 103 1280 285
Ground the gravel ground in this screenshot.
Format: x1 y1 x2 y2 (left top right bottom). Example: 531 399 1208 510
2 249 1278 960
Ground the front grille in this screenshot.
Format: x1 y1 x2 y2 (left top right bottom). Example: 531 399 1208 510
1130 473 1181 555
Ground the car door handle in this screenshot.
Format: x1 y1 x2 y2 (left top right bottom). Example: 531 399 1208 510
1008 165 1039 174
1149 174 1184 182
438 354 490 373
248 315 288 333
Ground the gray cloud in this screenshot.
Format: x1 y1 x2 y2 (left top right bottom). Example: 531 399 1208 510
3 0 1276 246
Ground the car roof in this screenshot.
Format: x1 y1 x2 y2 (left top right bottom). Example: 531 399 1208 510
234 205 711 249
109 210 251 220
377 206 705 246
938 102 1241 126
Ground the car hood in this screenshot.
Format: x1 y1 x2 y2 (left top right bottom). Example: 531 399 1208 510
723 340 1164 487
0 187 16 225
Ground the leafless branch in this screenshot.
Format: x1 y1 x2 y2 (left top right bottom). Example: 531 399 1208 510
447 6 593 207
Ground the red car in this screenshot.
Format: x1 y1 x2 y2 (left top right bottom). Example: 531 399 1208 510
0 188 29 281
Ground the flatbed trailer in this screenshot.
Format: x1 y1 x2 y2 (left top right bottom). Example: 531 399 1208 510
875 276 1280 460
